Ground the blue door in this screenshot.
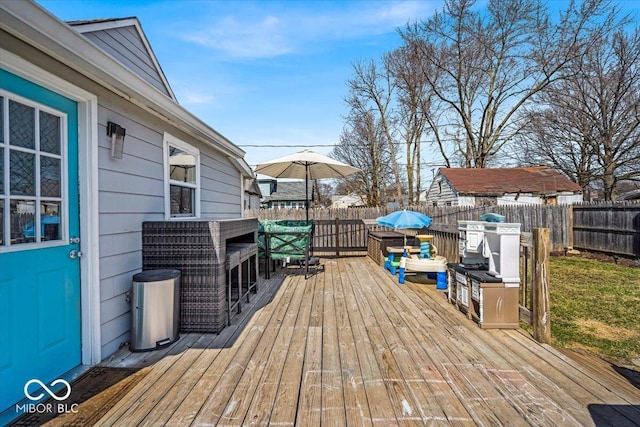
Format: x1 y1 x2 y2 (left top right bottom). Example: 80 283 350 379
0 70 81 411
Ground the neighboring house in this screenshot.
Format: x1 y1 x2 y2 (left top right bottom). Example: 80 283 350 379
259 178 313 209
0 3 254 413
425 167 583 206
244 178 263 209
418 190 429 204
258 178 277 201
331 193 365 208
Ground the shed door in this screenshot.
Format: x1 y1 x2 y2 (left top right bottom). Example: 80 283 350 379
0 70 81 411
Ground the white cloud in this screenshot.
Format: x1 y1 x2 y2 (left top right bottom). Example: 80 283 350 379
179 1 439 59
184 14 294 58
177 87 215 105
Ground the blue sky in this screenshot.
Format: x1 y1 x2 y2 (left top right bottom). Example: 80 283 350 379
35 0 640 174
37 0 443 168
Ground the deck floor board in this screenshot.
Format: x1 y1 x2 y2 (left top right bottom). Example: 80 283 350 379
96 258 640 426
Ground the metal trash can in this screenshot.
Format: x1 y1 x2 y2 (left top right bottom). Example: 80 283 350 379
130 269 181 352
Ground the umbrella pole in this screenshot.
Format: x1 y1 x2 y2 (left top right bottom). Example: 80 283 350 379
305 164 309 223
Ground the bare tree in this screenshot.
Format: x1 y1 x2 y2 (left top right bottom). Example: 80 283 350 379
400 0 622 168
346 59 403 206
516 95 598 200
516 27 640 201
582 28 640 200
314 182 334 208
331 111 395 207
385 44 432 205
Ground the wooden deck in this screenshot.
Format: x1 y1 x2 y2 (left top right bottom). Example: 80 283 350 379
96 258 640 426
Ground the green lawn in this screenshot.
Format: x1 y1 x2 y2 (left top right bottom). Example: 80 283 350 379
548 256 640 367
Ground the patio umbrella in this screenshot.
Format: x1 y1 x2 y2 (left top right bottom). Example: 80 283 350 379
255 149 361 221
376 209 432 245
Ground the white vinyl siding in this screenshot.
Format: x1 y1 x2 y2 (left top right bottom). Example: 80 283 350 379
457 196 476 206
81 25 172 98
425 175 458 206
497 194 541 205
96 107 241 356
557 193 583 204
1 19 244 360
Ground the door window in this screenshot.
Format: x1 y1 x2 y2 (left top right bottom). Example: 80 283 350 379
0 93 66 248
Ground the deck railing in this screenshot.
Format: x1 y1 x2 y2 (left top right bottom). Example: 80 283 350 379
312 219 368 256
518 229 552 342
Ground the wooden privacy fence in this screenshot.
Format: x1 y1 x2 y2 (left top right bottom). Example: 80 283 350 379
572 202 640 258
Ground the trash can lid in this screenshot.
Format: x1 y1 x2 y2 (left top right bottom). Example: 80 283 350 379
133 269 181 282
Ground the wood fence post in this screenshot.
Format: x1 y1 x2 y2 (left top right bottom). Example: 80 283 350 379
335 218 340 257
567 204 574 252
532 228 551 343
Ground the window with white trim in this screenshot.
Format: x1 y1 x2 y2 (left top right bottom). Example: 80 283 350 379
0 92 67 248
164 133 200 218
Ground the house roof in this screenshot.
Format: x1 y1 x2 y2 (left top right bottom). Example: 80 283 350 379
263 181 313 202
67 17 177 102
244 178 263 197
439 167 582 195
619 189 640 201
0 2 253 178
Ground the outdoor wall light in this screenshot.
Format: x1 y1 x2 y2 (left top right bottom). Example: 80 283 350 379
107 121 126 159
